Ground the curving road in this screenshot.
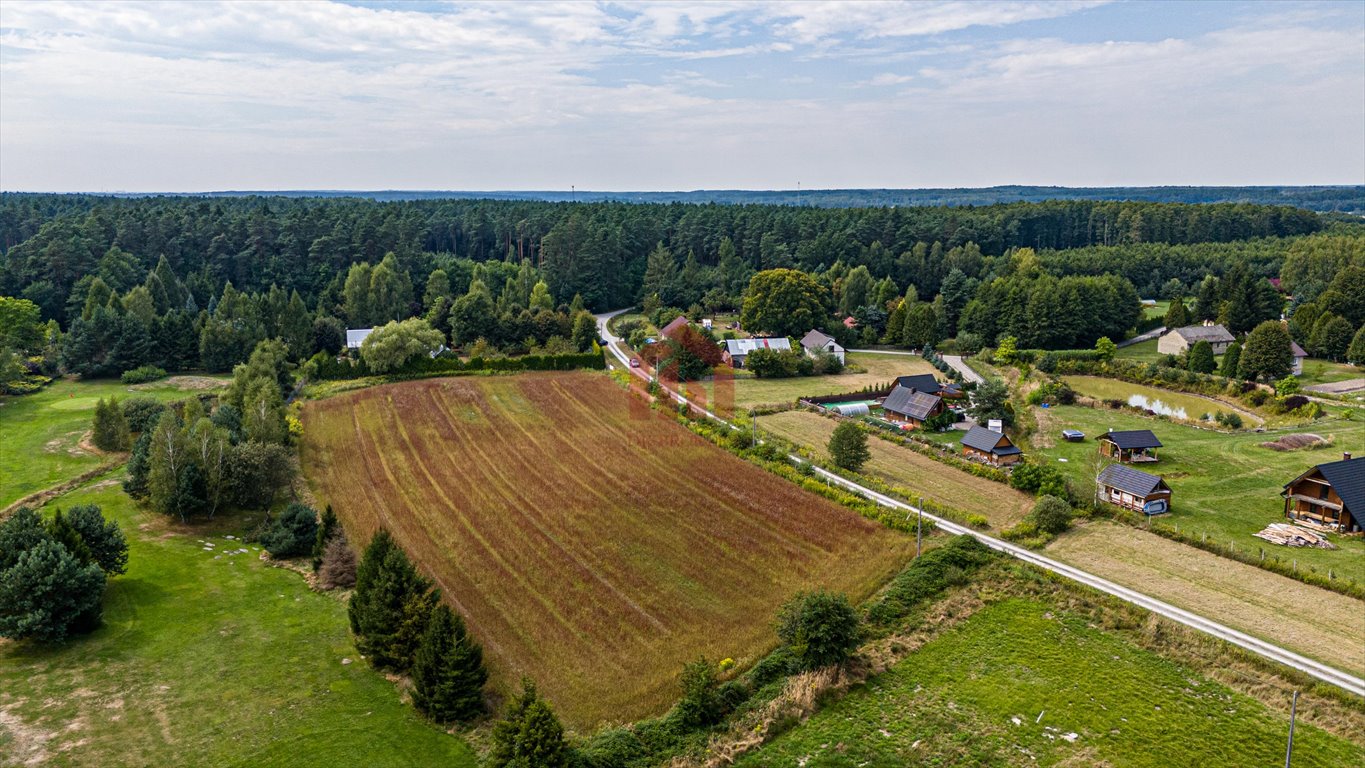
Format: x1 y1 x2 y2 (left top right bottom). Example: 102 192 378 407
595 309 1365 698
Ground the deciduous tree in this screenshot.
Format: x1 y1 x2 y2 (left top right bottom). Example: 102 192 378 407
828 422 870 472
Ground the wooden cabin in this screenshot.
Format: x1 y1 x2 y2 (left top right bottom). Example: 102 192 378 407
894 373 963 399
960 425 1023 466
1097 464 1172 515
1281 454 1363 533
1098 429 1162 463
880 384 945 429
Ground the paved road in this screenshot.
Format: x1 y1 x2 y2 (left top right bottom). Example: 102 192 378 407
940 354 984 384
594 309 1365 697
1117 325 1167 347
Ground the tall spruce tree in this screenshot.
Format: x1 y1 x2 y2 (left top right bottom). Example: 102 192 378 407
1219 341 1242 378
1187 340 1215 374
489 680 568 768
349 530 434 670
411 603 489 723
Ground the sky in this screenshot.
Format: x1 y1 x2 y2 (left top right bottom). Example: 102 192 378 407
1 0 1362 192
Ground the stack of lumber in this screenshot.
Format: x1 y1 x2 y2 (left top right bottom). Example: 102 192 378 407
1253 523 1337 549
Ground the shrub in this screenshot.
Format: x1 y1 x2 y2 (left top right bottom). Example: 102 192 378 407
1031 495 1073 535
776 590 861 671
120 365 168 384
1279 395 1309 412
260 503 319 558
866 536 993 624
318 532 358 590
0 527 106 642
1223 412 1244 429
965 514 990 529
673 656 724 729
121 397 168 433
411 603 488 723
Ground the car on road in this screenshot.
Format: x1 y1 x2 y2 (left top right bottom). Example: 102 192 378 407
630 358 641 368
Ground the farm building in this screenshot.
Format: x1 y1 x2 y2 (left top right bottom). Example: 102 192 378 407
960 425 1022 466
1157 323 1236 355
1281 453 1363 533
345 328 374 349
800 329 846 364
893 373 963 399
659 315 691 340
880 384 945 428
1291 340 1308 375
1097 464 1172 515
1098 429 1162 463
722 337 791 368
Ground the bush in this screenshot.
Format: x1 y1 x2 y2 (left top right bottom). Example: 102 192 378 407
1031 495 1073 535
260 503 319 558
0 509 107 643
121 397 168 433
313 505 339 571
776 590 861 671
91 397 131 451
866 536 993 624
120 365 168 384
965 514 990 529
673 657 724 729
1223 412 1244 429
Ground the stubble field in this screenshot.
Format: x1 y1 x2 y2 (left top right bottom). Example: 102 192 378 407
299 372 917 729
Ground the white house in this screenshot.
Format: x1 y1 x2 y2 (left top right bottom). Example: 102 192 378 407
799 329 846 364
346 328 374 350
1157 323 1236 355
721 337 791 368
1291 340 1308 375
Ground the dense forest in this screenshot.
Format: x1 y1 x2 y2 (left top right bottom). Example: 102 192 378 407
1 193 1361 391
121 185 1365 214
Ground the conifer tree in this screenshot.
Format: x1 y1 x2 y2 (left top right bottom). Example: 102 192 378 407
46 510 95 567
1186 340 1215 374
348 530 433 669
489 680 568 768
411 603 489 723
313 505 339 572
66 504 129 575
1219 341 1242 378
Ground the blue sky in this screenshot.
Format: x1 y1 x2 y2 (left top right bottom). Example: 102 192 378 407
1 1 1361 191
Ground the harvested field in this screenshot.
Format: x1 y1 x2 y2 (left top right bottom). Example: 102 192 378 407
758 410 1033 531
1048 522 1365 678
300 372 916 729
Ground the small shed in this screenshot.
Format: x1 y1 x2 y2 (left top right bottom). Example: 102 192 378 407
1290 341 1307 375
880 384 945 428
1098 429 1162 463
1097 464 1172 515
1281 454 1363 533
960 425 1023 466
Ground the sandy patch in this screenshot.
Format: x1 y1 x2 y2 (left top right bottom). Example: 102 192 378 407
0 704 54 767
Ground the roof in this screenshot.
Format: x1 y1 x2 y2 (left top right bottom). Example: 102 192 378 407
1062 429 1085 438
1287 457 1365 529
1290 341 1307 358
723 337 791 356
1098 464 1170 497
1100 429 1163 450
882 384 942 421
800 329 843 352
1167 324 1235 344
893 374 961 397
345 328 374 349
960 425 1022 456
659 315 690 339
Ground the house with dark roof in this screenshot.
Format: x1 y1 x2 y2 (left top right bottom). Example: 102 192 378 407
1097 464 1172 515
1157 323 1237 355
659 315 691 340
799 330 845 364
960 425 1022 466
1098 429 1162 463
880 384 944 428
1291 340 1308 375
893 373 963 399
1281 454 1363 533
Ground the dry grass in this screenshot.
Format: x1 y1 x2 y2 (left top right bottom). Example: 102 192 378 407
1047 521 1365 678
758 410 1033 531
1259 433 1330 451
299 372 917 730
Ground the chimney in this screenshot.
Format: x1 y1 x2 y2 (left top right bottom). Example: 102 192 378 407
1346 452 1353 461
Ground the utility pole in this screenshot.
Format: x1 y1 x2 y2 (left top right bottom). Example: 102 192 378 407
571 184 576 203
1284 690 1298 768
751 408 757 446
916 499 923 557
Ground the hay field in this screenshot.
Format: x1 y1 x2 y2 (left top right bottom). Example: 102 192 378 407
300 372 916 729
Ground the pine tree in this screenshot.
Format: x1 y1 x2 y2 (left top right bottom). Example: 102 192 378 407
1163 297 1189 329
66 504 128 576
47 510 95 567
348 530 433 670
411 603 489 723
0 539 106 642
490 680 568 768
123 430 154 498
313 505 339 572
1219 341 1242 378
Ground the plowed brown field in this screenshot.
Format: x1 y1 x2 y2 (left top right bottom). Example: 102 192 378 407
300 372 915 729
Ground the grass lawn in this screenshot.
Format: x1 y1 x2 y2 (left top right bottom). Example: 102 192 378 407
300 372 917 730
1048 522 1365 678
0 481 473 767
677 351 938 416
1031 404 1365 585
0 376 228 509
758 410 1033 531
1115 337 1164 363
736 598 1363 768
1296 358 1364 388
1144 299 1172 319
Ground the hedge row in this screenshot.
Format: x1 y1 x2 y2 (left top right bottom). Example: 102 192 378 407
310 349 606 380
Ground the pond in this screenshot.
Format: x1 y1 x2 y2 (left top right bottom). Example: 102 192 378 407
1061 376 1255 423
